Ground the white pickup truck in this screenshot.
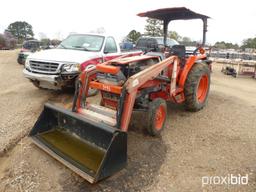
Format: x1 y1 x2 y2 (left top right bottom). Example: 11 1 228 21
23 33 142 90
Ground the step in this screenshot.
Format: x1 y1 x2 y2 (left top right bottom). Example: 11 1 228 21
86 104 116 119
78 108 116 127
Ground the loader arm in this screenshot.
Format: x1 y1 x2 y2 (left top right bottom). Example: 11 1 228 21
119 56 178 131
125 56 178 93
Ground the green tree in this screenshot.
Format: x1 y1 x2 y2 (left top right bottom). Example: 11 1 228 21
4 30 17 49
214 41 227 49
225 42 239 49
214 41 239 49
40 38 51 48
0 34 6 49
241 37 256 49
168 31 181 41
51 39 61 47
6 21 34 43
126 30 141 43
179 36 198 46
144 18 163 37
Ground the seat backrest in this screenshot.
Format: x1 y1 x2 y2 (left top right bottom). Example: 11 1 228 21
171 45 186 59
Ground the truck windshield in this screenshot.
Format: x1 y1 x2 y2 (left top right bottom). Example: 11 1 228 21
23 41 40 50
58 34 104 52
155 37 179 47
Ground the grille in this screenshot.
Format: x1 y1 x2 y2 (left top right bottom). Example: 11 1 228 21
30 60 59 73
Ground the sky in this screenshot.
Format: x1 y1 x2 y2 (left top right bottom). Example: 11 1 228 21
0 0 255 45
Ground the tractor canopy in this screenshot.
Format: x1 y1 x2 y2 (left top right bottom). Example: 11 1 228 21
137 7 210 46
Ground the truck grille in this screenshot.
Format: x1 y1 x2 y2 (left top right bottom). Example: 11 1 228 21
30 60 59 73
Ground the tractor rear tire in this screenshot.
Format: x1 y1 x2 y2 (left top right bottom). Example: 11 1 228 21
184 62 210 112
147 98 167 136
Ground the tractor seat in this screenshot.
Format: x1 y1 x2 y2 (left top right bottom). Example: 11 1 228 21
170 45 186 67
170 45 186 58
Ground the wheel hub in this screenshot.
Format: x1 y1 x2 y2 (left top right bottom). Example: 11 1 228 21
197 74 209 103
155 105 166 130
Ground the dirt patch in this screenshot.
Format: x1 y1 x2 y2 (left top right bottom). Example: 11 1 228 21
0 130 167 192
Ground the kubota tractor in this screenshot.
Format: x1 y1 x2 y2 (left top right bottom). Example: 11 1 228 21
29 7 212 183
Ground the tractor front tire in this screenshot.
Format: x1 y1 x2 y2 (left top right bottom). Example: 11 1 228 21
147 98 167 136
184 62 210 112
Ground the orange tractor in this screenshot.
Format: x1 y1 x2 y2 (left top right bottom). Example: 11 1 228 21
29 7 211 183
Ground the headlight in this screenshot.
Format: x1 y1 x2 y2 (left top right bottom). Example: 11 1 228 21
25 59 30 69
63 63 80 72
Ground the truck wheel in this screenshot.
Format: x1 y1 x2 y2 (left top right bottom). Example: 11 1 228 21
17 58 24 65
147 98 167 136
32 80 41 89
184 62 210 111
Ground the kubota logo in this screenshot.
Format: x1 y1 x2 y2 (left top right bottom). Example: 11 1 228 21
102 84 111 91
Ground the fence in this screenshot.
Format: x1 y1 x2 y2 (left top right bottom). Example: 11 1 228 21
210 52 256 61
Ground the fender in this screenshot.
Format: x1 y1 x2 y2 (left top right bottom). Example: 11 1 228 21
178 54 207 88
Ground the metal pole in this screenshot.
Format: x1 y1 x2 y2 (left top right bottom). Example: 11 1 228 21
163 20 169 47
202 18 207 46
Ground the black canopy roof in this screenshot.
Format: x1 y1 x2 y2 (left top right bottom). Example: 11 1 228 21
137 7 209 22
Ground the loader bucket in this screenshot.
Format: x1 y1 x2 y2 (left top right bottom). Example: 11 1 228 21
29 103 127 183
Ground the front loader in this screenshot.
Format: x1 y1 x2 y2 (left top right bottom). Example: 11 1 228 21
29 7 211 183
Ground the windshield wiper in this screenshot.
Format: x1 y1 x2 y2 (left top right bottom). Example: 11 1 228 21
72 46 90 51
59 44 67 49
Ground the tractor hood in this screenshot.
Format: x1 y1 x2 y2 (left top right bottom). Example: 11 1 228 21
27 48 102 63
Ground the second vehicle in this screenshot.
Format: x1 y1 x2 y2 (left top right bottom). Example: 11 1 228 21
23 33 142 90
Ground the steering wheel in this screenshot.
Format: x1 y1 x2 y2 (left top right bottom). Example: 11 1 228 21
192 47 201 55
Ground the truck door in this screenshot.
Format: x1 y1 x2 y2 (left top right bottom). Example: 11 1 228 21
103 37 119 62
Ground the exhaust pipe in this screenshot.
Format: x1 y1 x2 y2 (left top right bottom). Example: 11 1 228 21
29 103 127 183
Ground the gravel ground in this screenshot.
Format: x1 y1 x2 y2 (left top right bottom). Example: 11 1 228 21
0 50 71 155
0 50 256 192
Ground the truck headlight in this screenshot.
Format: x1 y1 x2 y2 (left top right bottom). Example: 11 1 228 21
25 59 30 69
63 63 80 72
